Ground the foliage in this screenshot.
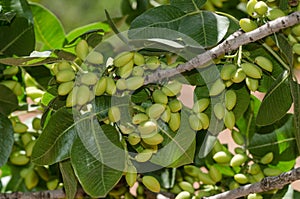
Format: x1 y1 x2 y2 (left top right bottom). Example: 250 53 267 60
0 0 300 198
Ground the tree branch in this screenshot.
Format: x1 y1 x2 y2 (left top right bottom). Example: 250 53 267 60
144 11 300 84
204 167 300 199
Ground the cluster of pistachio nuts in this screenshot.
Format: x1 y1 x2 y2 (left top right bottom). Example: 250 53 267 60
8 117 60 190
0 65 23 96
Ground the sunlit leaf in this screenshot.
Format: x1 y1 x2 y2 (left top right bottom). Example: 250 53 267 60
0 85 18 116
59 160 78 199
0 113 14 166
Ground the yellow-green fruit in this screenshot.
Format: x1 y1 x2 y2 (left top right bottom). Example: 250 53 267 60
134 52 145 65
75 40 89 60
146 56 160 70
32 117 41 131
76 85 90 106
198 172 216 185
246 0 258 17
293 43 300 55
125 165 137 187
105 77 117 95
13 122 28 133
114 51 134 67
20 168 30 178
56 70 75 83
246 77 259 91
10 151 30 165
135 149 153 162
170 184 182 194
142 133 164 145
230 153 248 167
35 166 50 181
234 173 248 184
292 24 300 36
184 165 201 178
81 72 98 85
132 113 149 125
260 152 273 164
116 78 127 90
142 176 160 193
95 77 107 96
231 68 246 83
1 80 23 96
254 56 273 72
241 63 262 79
232 130 244 145
25 169 39 190
126 76 144 90
221 64 237 81
108 106 121 123
25 140 36 157
147 103 165 120
138 120 158 135
137 185 144 195
247 193 263 199
21 133 33 146
229 181 240 190
3 66 19 76
161 105 171 122
162 81 182 97
224 110 235 130
253 171 264 182
209 165 222 182
128 133 141 145
189 114 203 131
213 151 231 163
117 60 134 78
209 79 225 96
248 163 261 175
196 112 210 130
153 90 168 105
58 81 74 96
214 103 225 120
225 90 237 110
86 51 104 64
57 61 72 71
192 98 210 113
267 8 285 20
47 178 59 190
132 66 144 76
175 191 191 199
169 112 181 131
254 1 268 16
263 168 282 176
169 99 182 112
178 181 194 194
66 88 77 107
239 18 258 32
119 124 135 135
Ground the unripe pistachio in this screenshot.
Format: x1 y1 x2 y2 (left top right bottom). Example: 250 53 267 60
115 78 127 90
32 117 41 131
224 110 235 130
126 76 144 91
292 24 300 36
25 169 39 190
246 0 258 17
76 85 90 106
247 193 263 199
86 51 104 64
230 153 248 167
178 181 194 194
132 66 144 76
58 81 74 96
209 165 222 182
138 120 158 135
105 77 117 95
108 106 121 123
196 112 210 130
254 1 268 16
1 80 23 96
189 114 203 131
213 151 231 163
198 172 216 185
214 103 225 120
248 163 261 175
125 165 137 187
221 64 237 81
235 147 245 154
128 133 141 145
234 173 248 184
47 178 59 190
95 77 107 96
263 167 282 176
267 8 285 20
3 66 19 76
246 77 259 91
175 191 191 199
21 133 33 146
225 90 237 110
25 140 36 157
170 184 182 194
153 90 168 105
192 98 210 113
183 165 201 178
161 105 171 122
241 63 262 79
209 79 225 96
133 52 145 65
293 43 300 55
114 51 134 67
13 122 28 133
146 56 160 70
168 99 182 112
147 103 165 120
260 152 273 164
252 171 264 182
239 18 258 32
169 112 181 131
135 149 153 162
35 166 50 181
142 133 164 145
229 181 240 190
56 70 75 83
254 56 273 72
132 113 149 124
10 151 30 165
75 40 89 60
117 60 134 78
66 87 78 107
81 72 98 85
232 130 244 145
142 175 160 193
231 68 246 83
162 80 182 96
57 61 72 71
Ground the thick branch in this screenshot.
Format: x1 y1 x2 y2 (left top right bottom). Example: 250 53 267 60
204 167 300 199
144 11 300 84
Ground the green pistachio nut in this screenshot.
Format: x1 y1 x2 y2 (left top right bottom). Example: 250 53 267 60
81 72 98 85
125 165 137 187
246 0 258 17
175 191 190 199
192 98 210 113
230 153 248 167
263 167 282 176
47 178 59 190
246 77 259 91
57 61 72 71
254 56 273 72
25 169 39 190
105 77 117 95
221 64 237 81
209 165 222 182
1 80 23 96
3 66 19 76
178 181 194 194
86 51 104 64
56 70 75 83
13 122 28 133
231 68 246 83
234 173 248 184
169 112 181 132
248 163 261 175
138 120 158 136
32 117 41 131
260 152 273 164
209 79 225 96
224 110 235 130
293 43 300 55
213 151 231 163
196 112 210 130
25 140 36 157
189 114 203 131
95 77 107 96
254 1 268 16
58 81 74 96
10 151 30 165
66 87 77 107
75 40 89 60
267 8 285 20
132 66 144 76
133 52 145 65
108 106 121 123
198 172 216 185
152 90 168 105
116 78 127 90
239 18 258 32
146 56 160 70
183 165 201 178
213 102 225 120
168 99 182 112
142 175 160 193
114 51 134 67
147 103 165 120
160 105 171 122
142 133 164 145
162 80 182 97
135 149 153 162
126 76 144 91
232 130 245 145
229 181 240 190
128 133 141 145
21 133 33 146
225 90 237 110
241 62 262 79
132 113 149 125
117 59 134 78
247 193 263 199
252 171 265 182
76 85 90 106
292 24 300 36
35 166 50 181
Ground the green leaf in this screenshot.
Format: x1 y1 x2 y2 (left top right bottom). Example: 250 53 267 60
232 84 250 121
150 108 196 168
130 6 229 47
290 80 300 154
71 136 123 198
249 114 298 163
256 71 292 126
24 65 53 89
31 107 77 165
0 11 16 23
0 0 35 56
0 113 14 166
0 85 18 116
272 34 293 67
59 160 78 199
170 0 206 12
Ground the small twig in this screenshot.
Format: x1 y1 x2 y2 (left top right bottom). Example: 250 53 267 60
144 11 300 84
204 167 300 199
